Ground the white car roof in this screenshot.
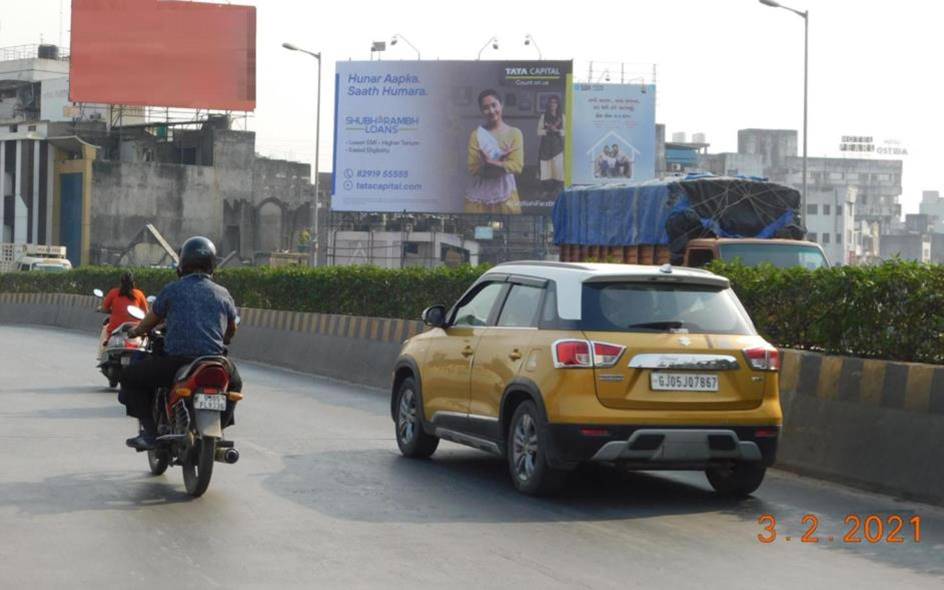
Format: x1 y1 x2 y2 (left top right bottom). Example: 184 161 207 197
485 261 730 320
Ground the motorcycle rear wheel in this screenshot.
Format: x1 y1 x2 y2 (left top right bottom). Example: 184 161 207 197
182 436 216 497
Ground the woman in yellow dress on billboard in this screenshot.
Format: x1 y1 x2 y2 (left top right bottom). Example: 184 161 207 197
465 89 523 214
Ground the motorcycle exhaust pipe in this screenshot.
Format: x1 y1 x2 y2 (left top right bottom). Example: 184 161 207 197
215 447 239 464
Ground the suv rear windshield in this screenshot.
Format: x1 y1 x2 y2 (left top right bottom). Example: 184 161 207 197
719 243 828 270
580 282 755 335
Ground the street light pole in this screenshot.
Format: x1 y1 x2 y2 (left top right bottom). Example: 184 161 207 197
759 0 809 224
282 42 323 267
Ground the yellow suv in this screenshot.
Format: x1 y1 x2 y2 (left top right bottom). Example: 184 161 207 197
391 262 782 496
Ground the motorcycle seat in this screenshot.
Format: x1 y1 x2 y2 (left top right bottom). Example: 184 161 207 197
174 356 234 383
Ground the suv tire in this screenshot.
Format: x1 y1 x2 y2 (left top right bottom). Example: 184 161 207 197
706 462 766 497
507 401 566 496
394 377 439 458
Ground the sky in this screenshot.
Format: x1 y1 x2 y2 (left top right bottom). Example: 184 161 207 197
3 0 941 214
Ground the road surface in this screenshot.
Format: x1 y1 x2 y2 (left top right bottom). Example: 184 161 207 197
0 325 941 588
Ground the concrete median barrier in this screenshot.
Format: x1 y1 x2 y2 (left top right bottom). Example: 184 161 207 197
228 307 423 389
778 349 944 504
2 292 941 503
0 292 420 390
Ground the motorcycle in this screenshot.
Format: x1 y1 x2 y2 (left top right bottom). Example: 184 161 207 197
93 288 149 388
126 304 242 497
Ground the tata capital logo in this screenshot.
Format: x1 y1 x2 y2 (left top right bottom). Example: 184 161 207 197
504 65 561 78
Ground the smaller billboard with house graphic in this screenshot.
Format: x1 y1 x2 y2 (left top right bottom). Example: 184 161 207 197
568 84 655 185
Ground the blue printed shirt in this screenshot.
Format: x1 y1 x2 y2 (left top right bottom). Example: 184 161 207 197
152 274 237 358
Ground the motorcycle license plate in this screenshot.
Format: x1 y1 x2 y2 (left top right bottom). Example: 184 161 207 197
193 393 226 411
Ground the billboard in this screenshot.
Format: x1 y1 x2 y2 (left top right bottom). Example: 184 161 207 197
332 60 572 213
70 0 256 111
567 84 656 185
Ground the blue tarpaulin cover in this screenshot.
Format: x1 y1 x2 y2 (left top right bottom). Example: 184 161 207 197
552 175 805 257
552 180 678 246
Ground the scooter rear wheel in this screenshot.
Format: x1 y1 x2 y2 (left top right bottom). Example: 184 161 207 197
147 449 169 476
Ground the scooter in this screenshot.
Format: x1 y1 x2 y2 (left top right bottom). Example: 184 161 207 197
127 304 243 497
93 288 149 388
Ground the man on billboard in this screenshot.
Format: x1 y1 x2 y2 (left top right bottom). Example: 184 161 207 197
465 89 524 214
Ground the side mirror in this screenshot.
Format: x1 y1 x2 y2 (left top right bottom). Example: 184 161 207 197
146 295 156 304
235 315 241 326
422 305 447 328
127 305 146 320
93 288 104 298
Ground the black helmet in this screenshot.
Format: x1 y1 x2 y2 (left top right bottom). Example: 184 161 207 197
178 236 217 275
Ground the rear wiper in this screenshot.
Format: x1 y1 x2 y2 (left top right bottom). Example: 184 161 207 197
627 321 685 331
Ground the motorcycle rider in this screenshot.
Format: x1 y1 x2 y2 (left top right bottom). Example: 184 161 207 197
98 271 148 359
121 236 242 450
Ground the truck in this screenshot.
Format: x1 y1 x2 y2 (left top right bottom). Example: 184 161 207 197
553 175 828 269
0 244 73 273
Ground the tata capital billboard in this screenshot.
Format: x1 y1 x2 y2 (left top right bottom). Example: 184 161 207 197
332 60 573 213
567 84 656 185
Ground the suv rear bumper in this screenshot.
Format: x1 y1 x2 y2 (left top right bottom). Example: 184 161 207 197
544 424 779 469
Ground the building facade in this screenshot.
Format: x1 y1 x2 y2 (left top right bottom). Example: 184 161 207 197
919 190 944 233
0 44 323 267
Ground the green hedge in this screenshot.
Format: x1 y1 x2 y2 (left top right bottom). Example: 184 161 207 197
3 261 941 364
709 260 944 365
0 265 487 320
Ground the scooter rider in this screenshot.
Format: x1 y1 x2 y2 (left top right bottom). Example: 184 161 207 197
121 236 243 450
98 271 148 359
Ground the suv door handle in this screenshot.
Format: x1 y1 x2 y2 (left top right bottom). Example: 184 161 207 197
508 349 522 361
461 346 475 357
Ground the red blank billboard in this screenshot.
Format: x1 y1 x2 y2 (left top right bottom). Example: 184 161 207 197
70 0 256 111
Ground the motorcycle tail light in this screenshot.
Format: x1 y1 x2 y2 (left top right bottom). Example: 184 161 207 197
194 365 229 388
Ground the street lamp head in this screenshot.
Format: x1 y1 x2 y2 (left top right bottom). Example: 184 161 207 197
759 0 782 7
282 42 299 51
492 39 499 50
391 36 398 46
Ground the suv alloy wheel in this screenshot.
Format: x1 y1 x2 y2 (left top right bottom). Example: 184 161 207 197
395 377 439 458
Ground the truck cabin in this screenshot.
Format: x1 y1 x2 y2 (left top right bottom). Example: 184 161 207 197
685 238 830 271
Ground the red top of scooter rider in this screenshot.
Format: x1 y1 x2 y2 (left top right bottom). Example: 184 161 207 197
102 272 149 334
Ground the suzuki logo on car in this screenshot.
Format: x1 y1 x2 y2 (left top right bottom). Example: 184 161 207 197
678 337 692 347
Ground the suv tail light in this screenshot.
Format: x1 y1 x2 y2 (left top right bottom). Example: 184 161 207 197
592 341 626 368
743 346 780 372
553 340 592 368
553 340 626 369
